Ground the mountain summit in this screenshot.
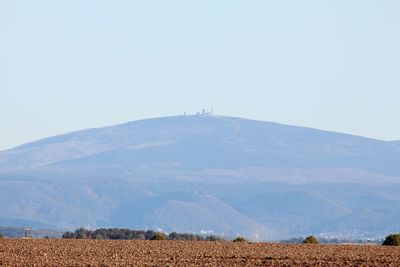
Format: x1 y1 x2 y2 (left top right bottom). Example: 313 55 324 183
1 114 399 239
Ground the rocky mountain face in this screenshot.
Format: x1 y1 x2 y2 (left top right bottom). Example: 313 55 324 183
1 114 399 240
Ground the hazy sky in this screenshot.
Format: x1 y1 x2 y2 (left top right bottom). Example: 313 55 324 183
1 0 400 150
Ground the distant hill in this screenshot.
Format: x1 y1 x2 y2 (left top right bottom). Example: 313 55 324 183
1 114 400 240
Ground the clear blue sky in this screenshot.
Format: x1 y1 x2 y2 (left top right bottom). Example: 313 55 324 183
1 0 400 150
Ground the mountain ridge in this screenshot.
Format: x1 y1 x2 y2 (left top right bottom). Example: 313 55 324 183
7 115 391 152
2 114 398 172
1 114 400 239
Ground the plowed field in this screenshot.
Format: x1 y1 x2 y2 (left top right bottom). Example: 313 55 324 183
1 239 400 266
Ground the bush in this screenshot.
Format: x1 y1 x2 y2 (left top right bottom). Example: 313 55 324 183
382 234 400 246
232 237 247 242
0 232 3 239
62 231 76 239
150 232 167 240
303 235 319 244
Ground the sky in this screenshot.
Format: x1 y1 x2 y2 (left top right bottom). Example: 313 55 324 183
1 0 400 150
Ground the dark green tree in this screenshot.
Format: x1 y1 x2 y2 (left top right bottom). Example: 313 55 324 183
74 228 92 239
232 237 247 242
150 232 167 240
382 234 400 246
145 230 156 240
303 235 319 244
62 231 75 239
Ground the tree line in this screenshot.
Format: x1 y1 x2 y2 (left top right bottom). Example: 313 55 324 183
62 228 224 241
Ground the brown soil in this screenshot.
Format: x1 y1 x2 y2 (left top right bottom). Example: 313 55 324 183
1 239 400 266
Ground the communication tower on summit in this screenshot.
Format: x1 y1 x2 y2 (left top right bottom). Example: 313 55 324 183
196 107 214 116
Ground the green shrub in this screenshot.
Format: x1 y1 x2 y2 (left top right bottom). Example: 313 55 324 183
0 232 3 239
303 235 319 244
232 237 247 242
382 234 400 246
150 232 166 240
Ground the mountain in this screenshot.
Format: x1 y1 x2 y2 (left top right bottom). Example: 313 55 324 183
1 114 400 240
